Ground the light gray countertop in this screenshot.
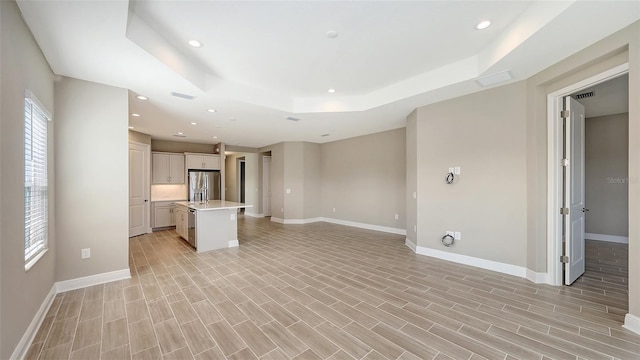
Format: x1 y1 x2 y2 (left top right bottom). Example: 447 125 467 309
175 200 253 211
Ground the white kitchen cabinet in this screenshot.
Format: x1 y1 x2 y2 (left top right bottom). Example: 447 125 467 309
174 204 188 240
152 153 185 184
186 154 220 170
152 201 177 229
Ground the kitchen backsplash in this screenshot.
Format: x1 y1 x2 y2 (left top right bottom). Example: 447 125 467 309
151 184 187 201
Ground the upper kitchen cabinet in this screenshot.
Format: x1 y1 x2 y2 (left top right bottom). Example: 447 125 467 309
152 152 185 184
186 153 221 170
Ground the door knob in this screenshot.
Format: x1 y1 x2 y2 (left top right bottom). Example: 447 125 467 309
582 208 589 212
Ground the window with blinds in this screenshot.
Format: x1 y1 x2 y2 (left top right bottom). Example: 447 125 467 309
24 90 51 269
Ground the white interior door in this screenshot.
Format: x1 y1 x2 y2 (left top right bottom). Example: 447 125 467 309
263 156 271 216
564 96 586 285
129 142 149 237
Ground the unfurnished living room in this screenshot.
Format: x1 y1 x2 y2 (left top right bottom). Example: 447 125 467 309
1 1 640 359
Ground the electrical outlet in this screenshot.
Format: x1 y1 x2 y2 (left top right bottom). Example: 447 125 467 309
230 213 236 221
394 214 399 220
413 192 417 199
454 232 461 240
81 248 91 259
286 188 291 194
454 167 461 175
332 207 336 213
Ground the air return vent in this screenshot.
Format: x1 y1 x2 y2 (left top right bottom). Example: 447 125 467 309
173 133 187 138
574 91 594 99
170 92 196 100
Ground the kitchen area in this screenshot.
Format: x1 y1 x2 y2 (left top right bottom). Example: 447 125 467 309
142 137 251 252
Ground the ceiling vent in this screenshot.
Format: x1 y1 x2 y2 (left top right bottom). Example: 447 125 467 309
172 133 187 138
321 134 330 137
286 116 301 122
574 91 594 99
170 91 196 100
476 71 513 87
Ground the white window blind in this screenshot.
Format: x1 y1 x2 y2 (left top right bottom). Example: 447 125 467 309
24 90 51 268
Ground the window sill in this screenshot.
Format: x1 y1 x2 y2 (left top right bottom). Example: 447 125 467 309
25 248 48 272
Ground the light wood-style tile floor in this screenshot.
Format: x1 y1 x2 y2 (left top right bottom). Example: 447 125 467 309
27 217 639 360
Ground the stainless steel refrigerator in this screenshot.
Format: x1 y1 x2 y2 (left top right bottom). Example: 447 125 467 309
188 170 221 202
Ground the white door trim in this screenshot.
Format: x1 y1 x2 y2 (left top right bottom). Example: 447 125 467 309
546 63 628 286
129 141 151 235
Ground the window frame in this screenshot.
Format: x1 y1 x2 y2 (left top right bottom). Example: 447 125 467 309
24 89 52 271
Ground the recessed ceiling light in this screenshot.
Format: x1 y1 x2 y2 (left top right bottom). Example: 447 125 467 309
136 95 148 100
128 126 135 129
326 30 338 39
207 109 216 113
190 122 197 125
131 113 140 117
212 136 218 139
328 89 336 93
476 20 491 30
188 40 202 48
178 132 184 135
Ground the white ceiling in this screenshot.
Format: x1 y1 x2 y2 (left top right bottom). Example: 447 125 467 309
16 0 639 148
573 74 629 118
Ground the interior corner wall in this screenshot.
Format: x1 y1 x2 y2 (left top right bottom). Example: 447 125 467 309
320 128 406 230
243 153 259 213
406 110 418 245
55 77 129 282
415 82 528 267
260 143 284 219
585 113 629 237
303 142 322 219
0 1 56 358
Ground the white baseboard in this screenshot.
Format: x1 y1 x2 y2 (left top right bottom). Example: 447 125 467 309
10 285 56 360
405 238 417 252
244 212 264 218
623 313 640 335
585 233 628 244
322 217 407 236
526 268 548 284
270 217 284 224
228 240 239 248
55 268 131 293
414 245 528 278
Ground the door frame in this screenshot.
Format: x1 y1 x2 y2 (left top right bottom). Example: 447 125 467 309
546 63 628 286
129 141 151 235
238 159 246 204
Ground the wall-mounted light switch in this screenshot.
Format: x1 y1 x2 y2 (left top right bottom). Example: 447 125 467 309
81 248 91 259
454 167 461 175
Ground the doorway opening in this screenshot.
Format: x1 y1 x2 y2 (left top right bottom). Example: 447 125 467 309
238 159 246 213
547 63 629 292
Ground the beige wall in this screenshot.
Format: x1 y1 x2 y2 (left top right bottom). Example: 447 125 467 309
225 154 240 202
260 143 284 219
585 113 629 237
414 82 528 266
151 139 217 154
129 130 151 145
0 2 56 358
303 142 322 219
54 77 129 281
244 153 259 213
321 128 406 230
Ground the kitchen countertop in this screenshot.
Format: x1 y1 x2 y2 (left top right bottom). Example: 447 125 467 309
175 200 252 211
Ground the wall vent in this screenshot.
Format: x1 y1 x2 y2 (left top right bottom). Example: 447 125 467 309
170 92 196 100
574 91 594 99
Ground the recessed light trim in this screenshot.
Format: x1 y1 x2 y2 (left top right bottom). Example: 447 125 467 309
212 136 218 139
207 109 216 113
136 95 148 100
128 126 135 129
131 113 140 117
476 20 491 30
188 40 202 48
190 122 197 125
177 132 184 135
328 88 336 93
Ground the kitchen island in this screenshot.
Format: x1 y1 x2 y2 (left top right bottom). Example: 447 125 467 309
174 201 252 253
